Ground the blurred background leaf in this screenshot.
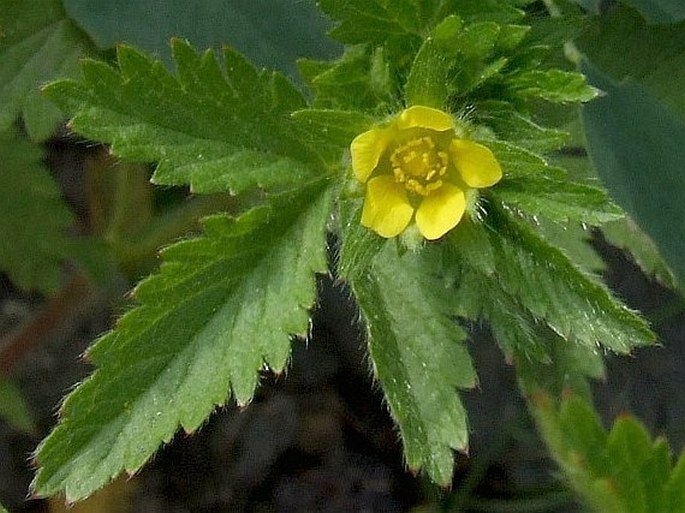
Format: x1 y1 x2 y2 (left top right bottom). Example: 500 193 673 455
0 0 94 140
0 128 75 294
577 4 685 290
573 0 685 22
63 0 340 77
0 376 35 434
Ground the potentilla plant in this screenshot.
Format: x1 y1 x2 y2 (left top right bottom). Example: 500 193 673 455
27 1 685 510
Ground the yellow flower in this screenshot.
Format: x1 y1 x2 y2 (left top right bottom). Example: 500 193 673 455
351 105 502 240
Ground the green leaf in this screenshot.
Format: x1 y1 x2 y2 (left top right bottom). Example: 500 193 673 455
0 128 74 294
447 219 605 393
291 109 376 164
578 5 685 119
615 0 685 24
479 201 654 353
316 0 420 45
473 100 569 153
349 242 476 486
507 69 598 103
63 0 340 77
299 45 396 112
580 60 685 290
493 174 623 225
667 453 685 511
32 181 333 502
601 217 677 289
43 41 323 195
0 375 36 434
0 0 93 141
535 218 606 275
484 138 622 225
531 393 685 513
337 199 385 281
405 28 452 108
447 0 526 24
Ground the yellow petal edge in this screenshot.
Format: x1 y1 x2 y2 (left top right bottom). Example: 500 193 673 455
415 183 466 240
361 176 414 238
450 139 503 188
396 105 454 132
351 128 389 183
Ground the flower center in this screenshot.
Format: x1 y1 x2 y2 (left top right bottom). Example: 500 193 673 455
390 136 448 196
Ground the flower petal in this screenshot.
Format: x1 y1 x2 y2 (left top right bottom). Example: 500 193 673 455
415 183 466 240
361 176 414 238
396 105 454 132
450 139 503 188
351 128 390 183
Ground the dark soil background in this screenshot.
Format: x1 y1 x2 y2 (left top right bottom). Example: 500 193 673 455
1 135 684 513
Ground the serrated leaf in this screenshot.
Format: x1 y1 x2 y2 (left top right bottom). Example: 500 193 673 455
447 0 525 24
0 0 93 141
473 100 569 153
447 219 605 392
531 393 685 513
535 218 606 275
317 0 421 45
32 181 333 502
480 200 654 353
493 174 623 225
43 40 323 195
299 45 396 111
487 139 566 179
291 109 376 164
337 199 384 281
0 128 74 294
484 137 621 225
605 417 670 513
601 217 676 289
508 69 598 103
349 242 476 486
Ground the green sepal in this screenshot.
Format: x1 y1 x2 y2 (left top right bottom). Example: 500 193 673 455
32 180 334 502
349 241 476 486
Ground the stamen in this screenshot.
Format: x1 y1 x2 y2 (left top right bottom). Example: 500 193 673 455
390 136 449 196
